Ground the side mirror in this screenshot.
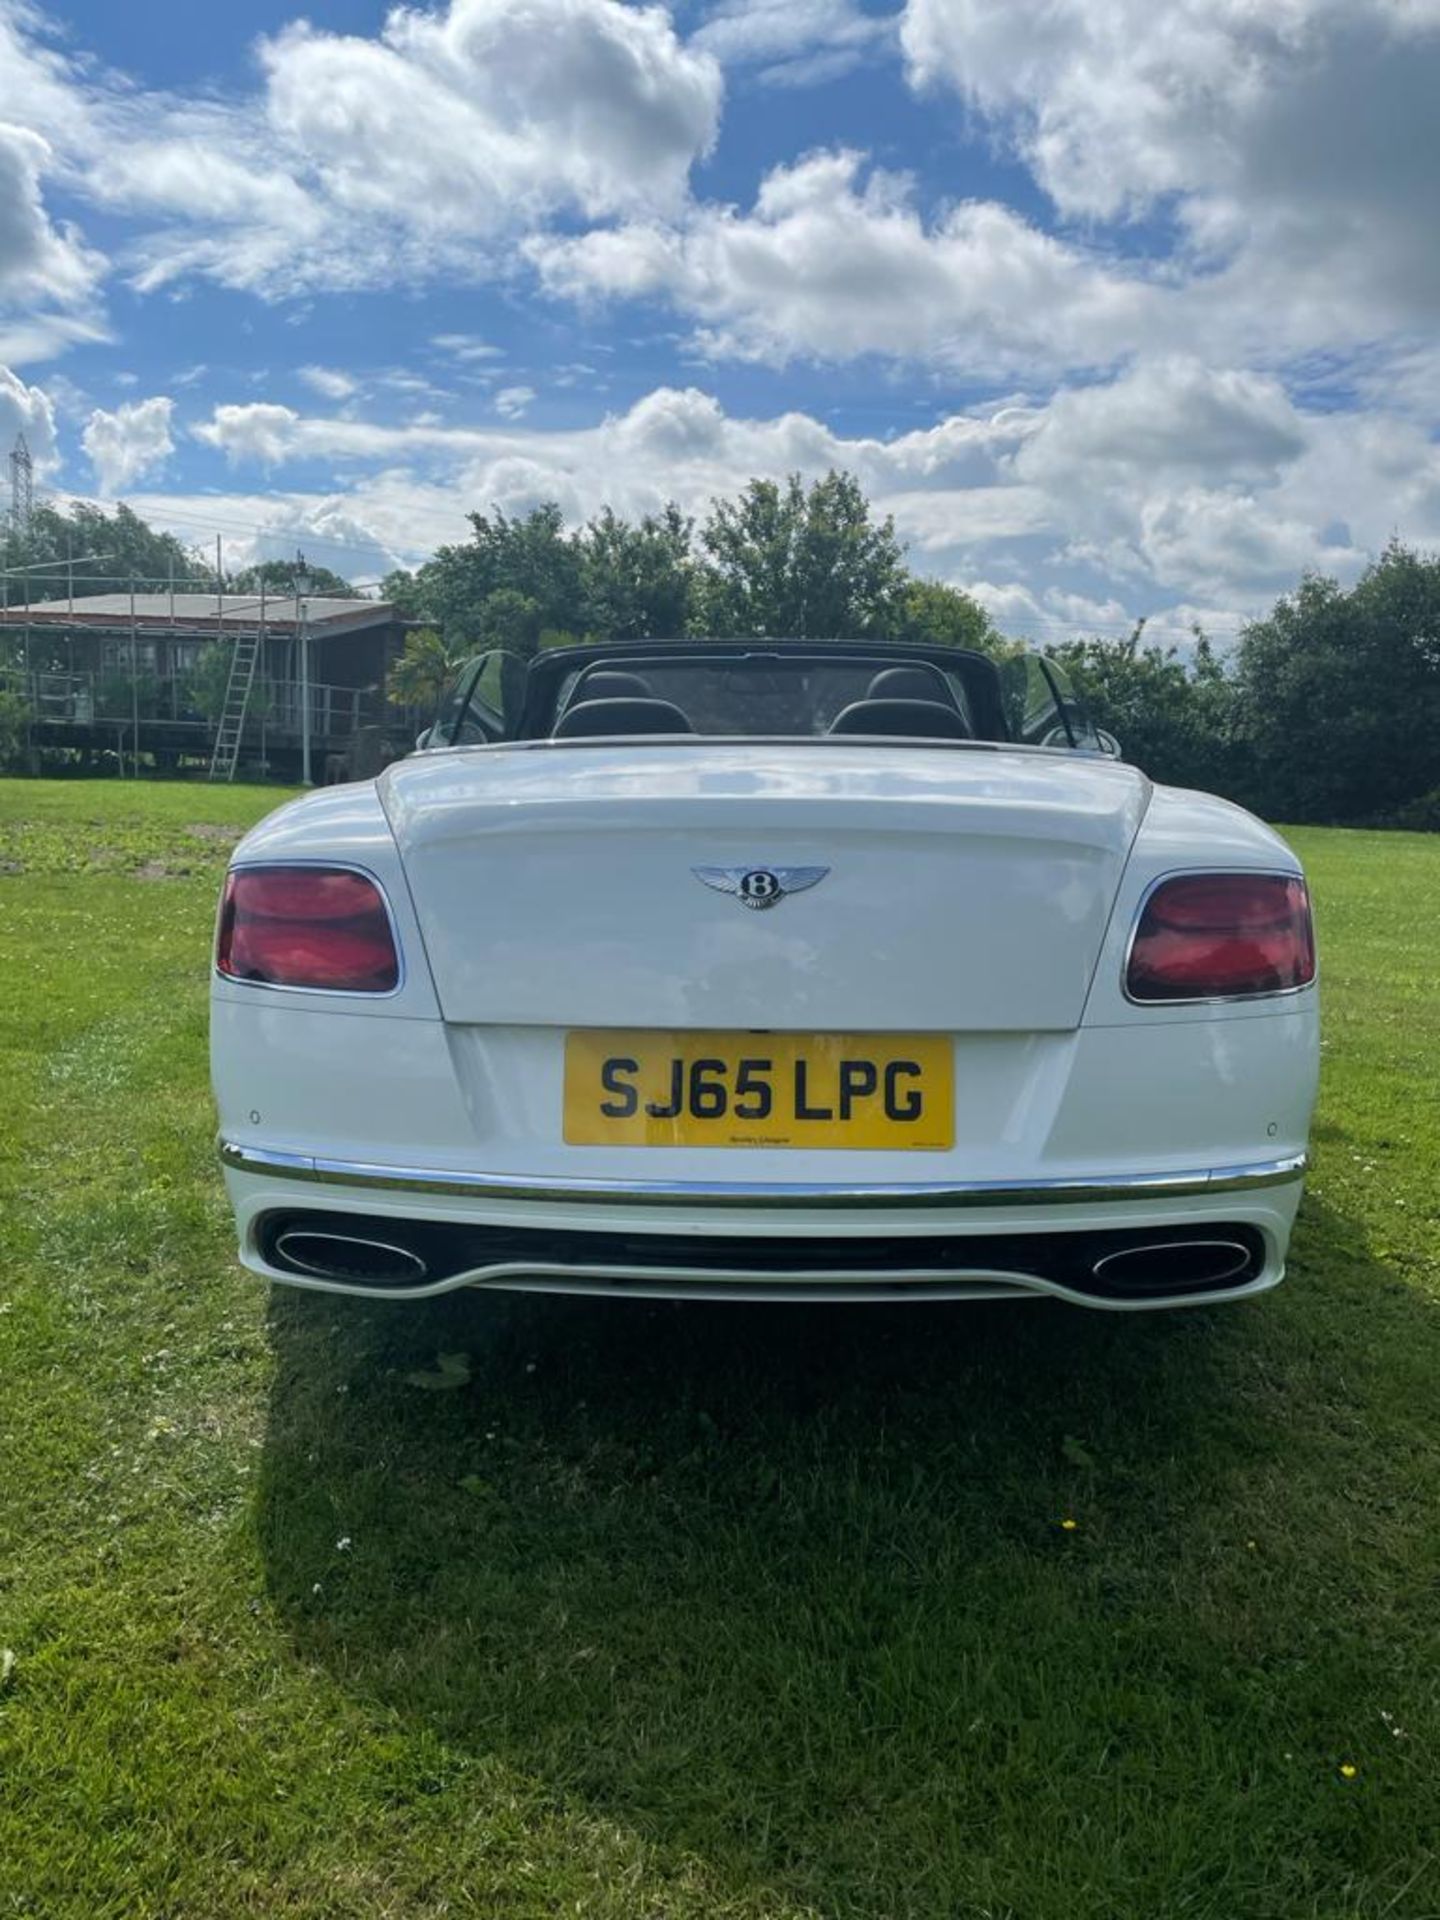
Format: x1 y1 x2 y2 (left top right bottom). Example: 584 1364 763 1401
414 727 433 751
1096 729 1123 760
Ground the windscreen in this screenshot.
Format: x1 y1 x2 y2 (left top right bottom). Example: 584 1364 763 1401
546 655 979 737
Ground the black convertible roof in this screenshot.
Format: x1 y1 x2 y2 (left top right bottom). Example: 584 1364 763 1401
518 637 1007 739
523 636 995 675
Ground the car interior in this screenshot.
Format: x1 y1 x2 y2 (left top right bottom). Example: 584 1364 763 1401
545 656 977 741
424 643 1102 753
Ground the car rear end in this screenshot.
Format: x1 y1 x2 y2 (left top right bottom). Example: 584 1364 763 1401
212 744 1318 1309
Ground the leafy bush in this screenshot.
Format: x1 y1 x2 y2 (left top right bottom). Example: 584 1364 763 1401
386 628 464 711
1384 788 1440 832
1233 543 1440 825
1048 629 1239 793
180 645 274 724
0 688 27 771
96 671 162 720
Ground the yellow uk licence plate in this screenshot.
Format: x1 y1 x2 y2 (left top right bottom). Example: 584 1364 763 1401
563 1031 954 1150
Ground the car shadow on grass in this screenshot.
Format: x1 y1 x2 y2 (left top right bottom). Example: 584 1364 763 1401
257 1244 1420 1920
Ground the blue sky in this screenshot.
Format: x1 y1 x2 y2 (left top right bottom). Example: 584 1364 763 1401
2 0 1439 640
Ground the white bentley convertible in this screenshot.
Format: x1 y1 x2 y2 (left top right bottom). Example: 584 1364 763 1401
212 641 1318 1309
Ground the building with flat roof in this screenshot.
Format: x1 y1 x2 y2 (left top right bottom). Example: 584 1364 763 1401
0 592 415 779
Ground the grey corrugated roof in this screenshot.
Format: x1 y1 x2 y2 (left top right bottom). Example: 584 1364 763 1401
0 593 397 631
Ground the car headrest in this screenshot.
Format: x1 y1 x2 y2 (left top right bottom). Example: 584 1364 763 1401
866 666 955 708
553 697 694 739
828 698 973 740
569 670 653 705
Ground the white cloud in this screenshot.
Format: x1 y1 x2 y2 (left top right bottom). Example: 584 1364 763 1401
378 370 458 402
964 579 1143 641
81 395 175 495
103 133 326 293
182 373 1440 622
0 123 98 307
1364 343 1440 420
2 0 1435 417
1131 489 1354 597
0 0 721 299
0 0 1428 631
195 402 304 467
529 148 1163 374
694 0 895 85
298 365 359 401
0 120 105 360
900 0 1440 352
266 0 720 224
0 310 109 366
124 488 409 586
513 6 1440 377
262 500 405 585
881 483 1055 550
95 0 716 296
431 333 505 364
37 369 89 421
984 358 1397 602
0 361 57 470
0 12 95 152
1015 360 1308 489
494 385 537 419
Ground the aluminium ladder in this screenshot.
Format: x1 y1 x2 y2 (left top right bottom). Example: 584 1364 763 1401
207 631 261 782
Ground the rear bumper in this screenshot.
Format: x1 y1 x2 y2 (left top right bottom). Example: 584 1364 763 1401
218 1139 1305 1309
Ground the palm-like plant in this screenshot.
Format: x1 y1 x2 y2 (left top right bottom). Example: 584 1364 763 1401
386 628 462 710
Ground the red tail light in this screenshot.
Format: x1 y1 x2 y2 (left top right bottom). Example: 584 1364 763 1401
1126 872 1315 1003
216 866 399 993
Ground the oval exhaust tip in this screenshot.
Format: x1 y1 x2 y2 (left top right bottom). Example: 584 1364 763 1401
274 1228 430 1287
1090 1238 1254 1296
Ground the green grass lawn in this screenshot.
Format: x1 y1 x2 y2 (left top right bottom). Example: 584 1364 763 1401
1 779 1437 1920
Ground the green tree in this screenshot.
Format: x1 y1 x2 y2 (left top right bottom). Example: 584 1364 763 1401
1232 542 1440 823
1048 625 1238 792
379 568 424 619
229 559 355 597
578 504 694 640
697 471 907 638
185 643 267 724
96 668 162 721
404 505 582 648
2 501 210 612
386 628 466 710
892 578 1003 653
475 588 543 654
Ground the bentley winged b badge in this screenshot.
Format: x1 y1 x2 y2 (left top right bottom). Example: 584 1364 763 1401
692 865 831 911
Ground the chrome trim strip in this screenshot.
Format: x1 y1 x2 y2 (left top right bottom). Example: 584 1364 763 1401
218 1139 1308 1209
272 1228 430 1284
1090 1237 1253 1286
240 1250 1281 1311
